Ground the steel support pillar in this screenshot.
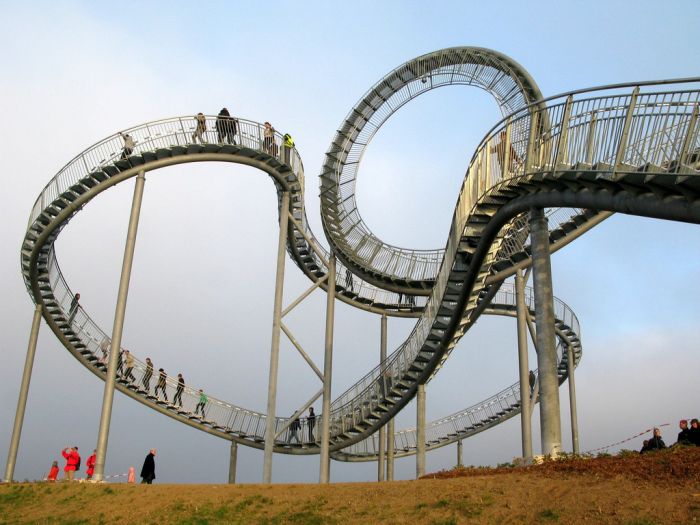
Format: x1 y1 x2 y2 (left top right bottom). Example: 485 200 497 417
530 207 562 457
515 270 533 461
567 345 580 454
377 314 387 481
4 304 42 483
457 439 463 467
319 254 336 483
228 441 238 484
263 191 291 484
416 383 426 478
93 171 146 482
387 416 395 480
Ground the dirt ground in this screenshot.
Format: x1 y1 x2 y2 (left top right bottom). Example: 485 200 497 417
1 447 699 524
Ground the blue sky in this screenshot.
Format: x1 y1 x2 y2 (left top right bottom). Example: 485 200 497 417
1 0 699 484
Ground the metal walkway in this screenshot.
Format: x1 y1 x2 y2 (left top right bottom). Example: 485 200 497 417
19 47 700 459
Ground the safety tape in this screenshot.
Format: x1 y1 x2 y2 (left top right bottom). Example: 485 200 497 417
584 423 670 454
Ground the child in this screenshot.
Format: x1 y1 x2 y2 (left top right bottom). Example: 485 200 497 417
47 461 59 481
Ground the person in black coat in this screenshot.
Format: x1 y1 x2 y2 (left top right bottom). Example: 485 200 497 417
677 419 692 446
690 419 700 446
647 427 666 451
140 449 156 484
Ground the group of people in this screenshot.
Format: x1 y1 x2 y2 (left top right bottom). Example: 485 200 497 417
117 110 295 162
47 447 157 484
287 407 316 444
640 419 700 453
47 446 95 482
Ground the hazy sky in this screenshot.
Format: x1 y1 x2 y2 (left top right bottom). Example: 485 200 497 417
1 1 699 484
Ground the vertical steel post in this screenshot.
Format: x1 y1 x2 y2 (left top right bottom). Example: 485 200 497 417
228 441 238 484
377 314 387 481
515 270 533 461
94 171 146 482
457 439 463 467
416 383 426 478
567 345 580 454
263 191 291 484
387 413 395 481
319 254 336 483
530 207 562 457
4 304 42 482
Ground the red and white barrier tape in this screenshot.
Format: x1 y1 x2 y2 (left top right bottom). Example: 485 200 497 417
585 423 671 454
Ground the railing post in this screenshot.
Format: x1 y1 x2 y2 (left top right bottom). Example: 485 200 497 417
585 112 598 165
319 253 336 483
679 105 699 169
4 304 42 483
530 207 561 458
416 383 426 478
515 270 533 461
263 191 291 484
228 441 238 484
567 345 580 454
377 313 387 481
94 171 146 482
554 95 574 169
613 87 640 172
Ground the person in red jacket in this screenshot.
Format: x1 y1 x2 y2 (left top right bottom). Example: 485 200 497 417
47 461 59 481
61 446 80 481
86 449 97 480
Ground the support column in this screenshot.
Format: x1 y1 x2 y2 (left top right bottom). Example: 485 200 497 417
94 171 146 482
377 314 387 481
387 418 395 480
530 207 561 457
515 270 533 461
228 441 238 484
319 254 336 483
416 383 426 478
4 304 42 482
263 191 291 484
567 345 580 454
457 439 463 467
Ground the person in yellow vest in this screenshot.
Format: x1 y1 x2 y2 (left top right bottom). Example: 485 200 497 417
282 133 295 165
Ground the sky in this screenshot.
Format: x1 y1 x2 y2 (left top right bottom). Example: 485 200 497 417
1 0 699 484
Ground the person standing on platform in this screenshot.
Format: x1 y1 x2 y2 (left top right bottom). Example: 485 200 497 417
123 350 136 383
143 357 154 393
192 112 207 143
155 368 168 401
86 449 96 480
307 407 316 442
67 293 80 324
174 373 185 408
194 389 208 417
61 446 79 481
140 449 156 484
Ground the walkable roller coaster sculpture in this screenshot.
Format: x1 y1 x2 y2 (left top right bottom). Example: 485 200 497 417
9 47 700 483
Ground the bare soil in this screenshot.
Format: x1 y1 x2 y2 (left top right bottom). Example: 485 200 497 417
1 447 699 524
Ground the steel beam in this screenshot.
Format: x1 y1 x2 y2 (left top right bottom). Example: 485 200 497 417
457 439 463 467
319 254 336 483
515 270 533 461
263 191 291 484
4 304 42 483
228 441 237 484
416 383 426 478
93 171 146 482
530 207 561 457
378 314 387 481
567 345 580 454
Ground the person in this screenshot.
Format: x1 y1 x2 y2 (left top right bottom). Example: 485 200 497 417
647 427 666 451
140 449 156 484
192 112 207 143
61 446 80 481
142 357 154 393
119 132 135 159
67 292 80 324
262 121 277 155
216 108 237 144
174 373 185 407
123 350 136 383
380 368 392 400
116 349 125 377
690 419 700 446
639 439 651 454
677 419 692 446
490 129 522 175
529 370 536 395
282 132 294 164
99 338 110 364
288 416 301 444
195 389 208 417
307 407 316 442
86 449 96 480
155 368 168 401
345 269 354 293
47 461 59 481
